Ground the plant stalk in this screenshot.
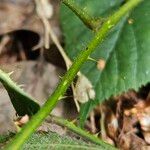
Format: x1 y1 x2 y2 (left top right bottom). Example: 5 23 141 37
48 115 117 149
5 0 143 149
62 0 101 30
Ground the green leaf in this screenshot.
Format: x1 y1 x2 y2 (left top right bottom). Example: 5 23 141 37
61 1 150 103
0 132 110 150
0 69 40 116
79 100 99 128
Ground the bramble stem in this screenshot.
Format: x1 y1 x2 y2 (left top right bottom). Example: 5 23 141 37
62 0 101 30
5 0 143 149
48 115 117 149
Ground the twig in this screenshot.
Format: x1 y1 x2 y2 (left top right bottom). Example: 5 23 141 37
35 0 80 111
34 0 51 49
90 110 97 133
71 83 80 111
100 105 107 139
35 0 72 67
0 35 11 55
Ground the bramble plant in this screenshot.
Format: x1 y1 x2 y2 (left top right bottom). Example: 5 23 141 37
0 0 149 149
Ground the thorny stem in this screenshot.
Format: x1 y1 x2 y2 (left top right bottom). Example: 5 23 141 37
5 0 143 149
62 0 102 30
48 115 117 149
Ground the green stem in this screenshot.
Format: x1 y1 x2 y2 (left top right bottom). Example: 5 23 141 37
5 0 143 149
62 0 101 30
48 115 117 149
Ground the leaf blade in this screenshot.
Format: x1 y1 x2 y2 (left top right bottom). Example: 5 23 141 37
0 69 40 116
61 0 150 126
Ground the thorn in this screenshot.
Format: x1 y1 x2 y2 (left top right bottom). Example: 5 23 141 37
18 84 26 88
59 96 68 100
58 95 63 100
71 119 77 124
87 57 97 62
8 71 14 76
59 75 63 79
94 133 99 137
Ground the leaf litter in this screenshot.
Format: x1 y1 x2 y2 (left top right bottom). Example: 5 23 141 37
0 0 77 135
87 86 150 149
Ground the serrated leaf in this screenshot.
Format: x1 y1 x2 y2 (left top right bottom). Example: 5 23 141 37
61 1 150 102
0 132 113 150
0 69 40 116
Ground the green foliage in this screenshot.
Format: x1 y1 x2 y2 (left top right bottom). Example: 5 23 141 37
0 69 40 116
2 0 143 149
61 0 150 125
0 132 106 150
24 132 100 150
0 133 14 145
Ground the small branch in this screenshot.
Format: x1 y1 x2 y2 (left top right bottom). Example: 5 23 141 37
35 0 51 49
62 0 102 30
0 35 11 54
35 0 72 68
35 0 80 111
48 115 116 149
5 0 143 149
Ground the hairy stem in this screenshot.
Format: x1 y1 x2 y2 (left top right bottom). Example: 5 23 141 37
48 115 116 149
5 0 143 149
62 0 102 30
